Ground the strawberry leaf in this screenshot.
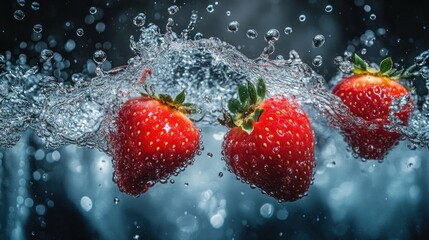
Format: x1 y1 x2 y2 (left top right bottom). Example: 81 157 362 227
241 119 254 134
403 64 417 79
256 78 266 102
159 94 173 103
391 69 404 79
252 108 264 122
380 57 393 74
238 84 249 104
228 98 242 114
247 80 257 105
179 103 200 114
354 54 367 70
174 90 186 104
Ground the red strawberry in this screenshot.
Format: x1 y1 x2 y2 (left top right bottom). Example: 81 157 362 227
220 79 315 202
332 54 414 160
109 88 201 195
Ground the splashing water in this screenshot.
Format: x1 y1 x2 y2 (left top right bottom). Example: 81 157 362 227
1 2 429 240
2 12 429 155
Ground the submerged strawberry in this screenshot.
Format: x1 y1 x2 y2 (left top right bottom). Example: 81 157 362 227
333 54 415 160
220 79 315 202
110 87 201 195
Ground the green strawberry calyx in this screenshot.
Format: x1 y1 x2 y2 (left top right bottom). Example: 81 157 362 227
219 78 266 134
352 54 416 80
141 84 201 116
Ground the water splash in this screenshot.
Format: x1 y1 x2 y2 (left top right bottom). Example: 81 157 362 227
1 12 429 155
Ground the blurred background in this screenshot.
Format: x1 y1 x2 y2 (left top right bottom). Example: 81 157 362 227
1 0 428 239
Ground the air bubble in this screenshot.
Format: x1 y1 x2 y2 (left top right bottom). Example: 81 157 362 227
227 21 239 32
114 197 119 204
13 10 26 20
264 29 280 42
226 11 231 16
218 172 223 178
312 34 325 47
80 196 93 212
33 24 43 33
363 5 371 12
260 203 274 218
89 6 97 15
206 5 214 13
31 1 40 11
40 49 53 61
284 27 293 35
325 5 333 12
93 50 107 64
360 30 376 47
168 5 179 15
133 13 146 27
312 55 323 67
369 14 376 20
76 28 84 37
299 14 306 22
361 48 367 55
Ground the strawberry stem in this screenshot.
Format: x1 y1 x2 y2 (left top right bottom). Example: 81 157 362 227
140 84 201 116
352 53 416 80
219 78 267 134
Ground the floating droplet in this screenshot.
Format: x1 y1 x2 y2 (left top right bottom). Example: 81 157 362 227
76 28 84 36
264 29 280 42
17 0 25 7
284 27 293 35
33 24 43 33
325 5 333 12
168 5 179 15
206 5 214 13
361 48 367 55
299 14 306 22
312 55 323 67
227 21 239 32
114 197 119 204
194 32 203 40
312 34 325 47
31 1 40 11
218 172 223 178
133 13 146 27
93 50 107 64
226 11 231 16
40 49 53 61
13 10 26 20
246 29 258 39
89 6 97 15
369 13 376 20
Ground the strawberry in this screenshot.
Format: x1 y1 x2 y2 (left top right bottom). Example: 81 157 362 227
332 54 415 160
109 87 201 195
219 79 315 202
